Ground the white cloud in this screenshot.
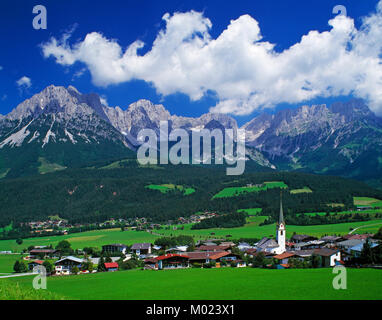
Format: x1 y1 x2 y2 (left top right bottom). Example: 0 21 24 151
16 76 32 89
100 95 108 106
42 3 382 116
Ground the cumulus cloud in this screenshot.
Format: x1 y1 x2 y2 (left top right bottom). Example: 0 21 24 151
16 76 32 89
42 3 382 115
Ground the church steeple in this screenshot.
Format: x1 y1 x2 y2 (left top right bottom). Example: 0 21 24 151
279 192 284 225
276 191 286 254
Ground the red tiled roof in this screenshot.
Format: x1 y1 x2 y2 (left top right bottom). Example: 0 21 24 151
280 264 290 268
28 260 44 265
156 254 189 261
273 252 295 260
104 262 119 269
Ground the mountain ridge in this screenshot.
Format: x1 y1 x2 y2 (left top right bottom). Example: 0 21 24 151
1 85 382 186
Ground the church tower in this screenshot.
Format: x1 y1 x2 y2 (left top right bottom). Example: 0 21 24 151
276 193 286 254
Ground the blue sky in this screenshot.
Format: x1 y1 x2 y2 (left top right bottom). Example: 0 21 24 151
0 0 380 125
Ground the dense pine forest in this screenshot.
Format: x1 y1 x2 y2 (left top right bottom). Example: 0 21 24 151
0 160 381 229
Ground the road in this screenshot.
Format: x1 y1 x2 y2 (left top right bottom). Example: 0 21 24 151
0 272 36 279
349 222 382 234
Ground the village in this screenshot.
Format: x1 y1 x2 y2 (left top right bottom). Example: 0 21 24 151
15 198 382 276
11 212 220 239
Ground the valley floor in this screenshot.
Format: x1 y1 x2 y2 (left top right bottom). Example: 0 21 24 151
1 218 382 253
3 268 382 300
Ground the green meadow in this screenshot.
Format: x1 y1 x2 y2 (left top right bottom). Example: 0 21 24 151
354 197 382 208
0 254 24 274
238 208 263 216
213 181 288 199
4 268 382 300
1 217 382 254
0 228 158 253
157 218 382 240
290 187 313 194
146 184 196 195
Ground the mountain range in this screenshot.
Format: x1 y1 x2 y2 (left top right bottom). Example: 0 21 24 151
0 85 382 186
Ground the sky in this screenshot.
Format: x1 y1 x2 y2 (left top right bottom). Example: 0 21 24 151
0 0 381 125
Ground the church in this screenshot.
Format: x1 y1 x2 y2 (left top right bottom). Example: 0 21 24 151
256 194 286 255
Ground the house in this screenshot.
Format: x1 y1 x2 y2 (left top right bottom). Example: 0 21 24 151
313 248 341 267
230 259 247 268
104 262 119 272
273 252 296 265
29 249 58 259
144 258 159 270
349 242 379 258
293 249 341 267
293 250 315 260
219 252 242 263
292 240 325 251
220 242 236 248
28 260 44 271
131 243 152 256
155 254 190 270
237 242 253 251
197 245 230 252
184 251 230 265
320 236 342 243
55 256 84 275
102 244 127 255
165 246 189 254
337 239 365 253
291 234 318 243
90 257 121 265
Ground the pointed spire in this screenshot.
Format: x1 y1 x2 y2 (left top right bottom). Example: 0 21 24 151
279 191 284 225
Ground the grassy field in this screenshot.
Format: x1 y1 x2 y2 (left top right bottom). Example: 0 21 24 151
0 229 158 253
0 254 24 273
146 184 196 195
158 218 382 240
0 280 65 300
354 197 382 208
1 217 382 253
38 157 66 175
4 268 382 300
290 187 313 194
213 181 288 199
298 208 382 217
238 208 263 216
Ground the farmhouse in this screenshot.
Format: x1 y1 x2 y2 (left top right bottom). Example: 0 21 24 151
55 256 84 275
156 254 190 270
144 258 159 270
184 251 230 265
28 260 44 271
273 252 296 265
291 234 318 243
131 243 152 256
313 248 341 267
29 249 58 259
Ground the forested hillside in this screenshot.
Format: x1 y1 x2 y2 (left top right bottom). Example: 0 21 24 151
0 161 381 228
